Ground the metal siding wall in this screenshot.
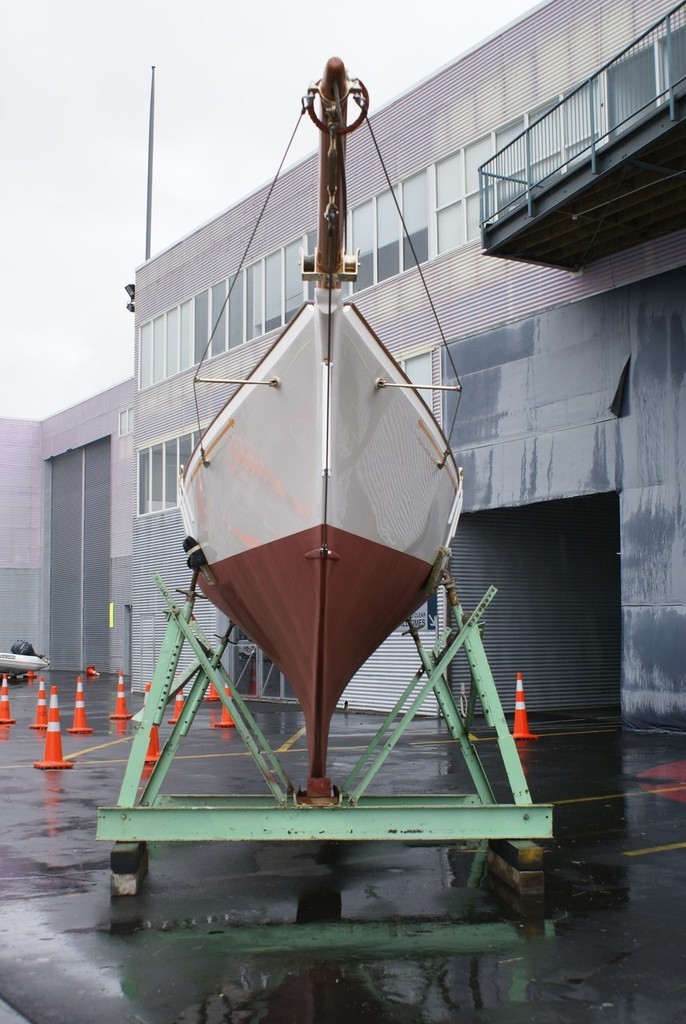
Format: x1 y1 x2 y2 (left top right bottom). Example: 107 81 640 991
131 509 219 691
134 0 679 341
110 555 131 673
0 568 41 652
451 493 621 712
340 630 440 717
83 438 111 669
49 449 83 669
0 420 42 570
127 0 678 721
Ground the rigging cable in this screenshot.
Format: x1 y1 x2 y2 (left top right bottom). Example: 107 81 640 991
192 106 307 463
354 95 464 456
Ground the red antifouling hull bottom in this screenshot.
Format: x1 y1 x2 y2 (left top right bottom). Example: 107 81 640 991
203 525 431 781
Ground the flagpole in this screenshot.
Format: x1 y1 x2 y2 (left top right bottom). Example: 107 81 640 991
145 66 155 261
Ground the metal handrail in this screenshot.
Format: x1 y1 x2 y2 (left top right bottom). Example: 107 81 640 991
479 1 686 228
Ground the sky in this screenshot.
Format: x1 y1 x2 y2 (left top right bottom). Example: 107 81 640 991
1 0 541 421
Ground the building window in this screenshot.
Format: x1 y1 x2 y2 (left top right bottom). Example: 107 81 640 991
401 350 433 405
139 323 152 390
435 153 463 254
402 170 428 268
284 240 303 322
164 438 178 507
265 251 282 333
210 282 227 357
138 449 150 515
246 263 263 341
119 408 134 436
352 201 374 292
153 315 165 384
465 136 492 239
377 188 400 282
166 307 179 378
137 431 197 515
194 290 209 365
228 272 244 349
180 300 193 371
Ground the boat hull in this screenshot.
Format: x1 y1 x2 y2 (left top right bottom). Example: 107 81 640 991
181 293 462 782
0 653 49 678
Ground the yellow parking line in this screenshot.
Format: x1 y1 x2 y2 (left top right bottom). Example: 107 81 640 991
277 726 306 752
625 840 686 857
555 781 686 805
65 735 133 760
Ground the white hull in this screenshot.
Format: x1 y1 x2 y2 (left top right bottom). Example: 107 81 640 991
0 652 49 677
180 291 462 567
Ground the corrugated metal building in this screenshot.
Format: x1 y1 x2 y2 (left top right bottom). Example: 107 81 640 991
2 0 685 729
0 381 133 674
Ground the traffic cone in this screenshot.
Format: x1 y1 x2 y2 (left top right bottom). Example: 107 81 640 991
143 682 161 765
109 674 133 721
212 687 236 729
67 676 93 735
512 672 537 740
0 677 16 725
30 677 48 730
34 687 73 769
168 690 185 724
204 682 220 702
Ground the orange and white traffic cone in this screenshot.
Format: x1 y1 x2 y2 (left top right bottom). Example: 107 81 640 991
0 677 16 725
512 672 537 740
143 682 161 765
204 682 220 702
34 687 73 769
212 687 236 729
29 677 48 730
109 673 133 721
168 690 185 725
67 676 93 735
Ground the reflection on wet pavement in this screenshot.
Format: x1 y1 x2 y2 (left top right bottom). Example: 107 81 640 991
0 673 684 1023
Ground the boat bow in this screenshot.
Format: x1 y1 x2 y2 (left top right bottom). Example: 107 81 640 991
180 59 463 795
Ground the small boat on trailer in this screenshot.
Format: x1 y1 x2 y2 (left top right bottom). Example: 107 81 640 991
0 641 49 679
179 58 463 796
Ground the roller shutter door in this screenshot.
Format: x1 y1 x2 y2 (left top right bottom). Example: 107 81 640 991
451 492 621 713
83 438 111 668
50 449 83 668
49 439 111 670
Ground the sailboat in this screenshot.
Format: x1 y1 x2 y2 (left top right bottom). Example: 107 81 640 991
179 58 463 797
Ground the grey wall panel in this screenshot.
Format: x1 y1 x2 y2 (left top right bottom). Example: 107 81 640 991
83 438 111 669
48 438 114 672
111 429 133 561
448 265 686 729
0 568 41 653
110 555 132 674
622 605 686 730
0 420 42 570
49 449 83 669
41 378 133 567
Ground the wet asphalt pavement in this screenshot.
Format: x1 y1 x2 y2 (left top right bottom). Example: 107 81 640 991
0 671 684 1023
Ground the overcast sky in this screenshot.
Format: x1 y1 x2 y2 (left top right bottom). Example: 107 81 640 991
1 0 541 421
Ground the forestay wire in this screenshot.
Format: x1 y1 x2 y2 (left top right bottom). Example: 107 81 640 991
352 93 464 452
192 107 307 463
192 84 465 464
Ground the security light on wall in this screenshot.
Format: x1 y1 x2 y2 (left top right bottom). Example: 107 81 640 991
125 283 135 313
